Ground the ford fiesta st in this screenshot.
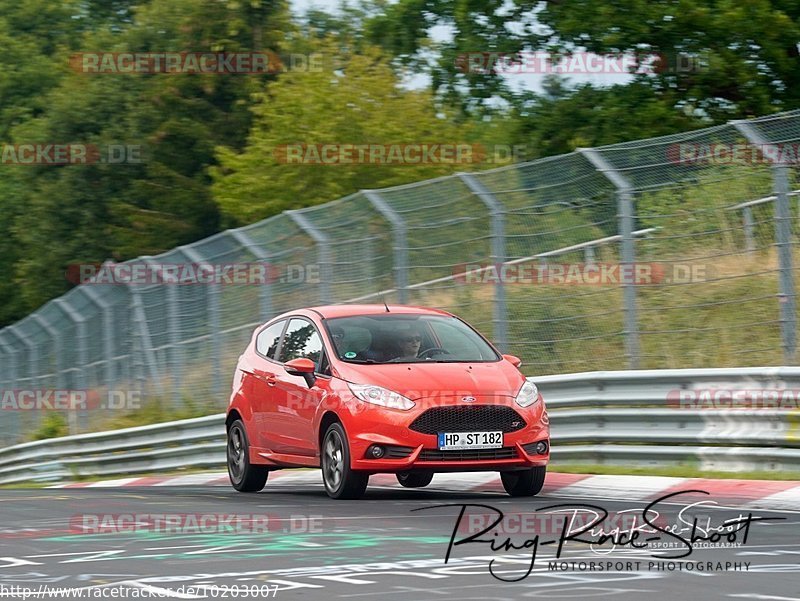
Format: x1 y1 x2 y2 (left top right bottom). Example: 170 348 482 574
226 304 549 499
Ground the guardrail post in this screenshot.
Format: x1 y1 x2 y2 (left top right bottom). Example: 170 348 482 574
80 284 117 393
286 210 332 303
179 247 222 399
733 120 797 361
363 190 409 304
228 229 274 320
579 148 640 368
457 174 508 352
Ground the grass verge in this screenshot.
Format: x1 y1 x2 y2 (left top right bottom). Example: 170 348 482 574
552 462 800 481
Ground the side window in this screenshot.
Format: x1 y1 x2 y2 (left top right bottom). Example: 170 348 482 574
318 350 331 377
256 320 285 359
278 318 324 370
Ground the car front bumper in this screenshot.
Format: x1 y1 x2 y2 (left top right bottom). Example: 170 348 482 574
339 396 550 473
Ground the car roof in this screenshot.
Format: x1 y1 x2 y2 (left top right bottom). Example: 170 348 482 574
277 304 454 320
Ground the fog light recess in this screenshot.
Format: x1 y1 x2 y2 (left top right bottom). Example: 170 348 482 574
535 441 548 455
368 445 385 459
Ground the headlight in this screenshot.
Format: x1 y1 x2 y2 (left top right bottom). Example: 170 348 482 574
348 383 416 410
514 380 540 408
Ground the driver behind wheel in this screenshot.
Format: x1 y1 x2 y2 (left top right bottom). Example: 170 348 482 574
390 326 423 361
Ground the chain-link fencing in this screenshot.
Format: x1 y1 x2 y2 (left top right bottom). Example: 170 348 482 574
1 110 799 443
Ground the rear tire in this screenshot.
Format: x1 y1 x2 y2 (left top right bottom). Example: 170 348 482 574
396 471 434 488
501 466 546 497
227 420 268 492
321 423 368 500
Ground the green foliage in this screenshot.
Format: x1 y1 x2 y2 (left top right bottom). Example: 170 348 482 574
211 42 476 223
30 412 69 441
637 167 774 256
0 0 290 323
508 83 698 158
364 0 800 121
93 395 216 431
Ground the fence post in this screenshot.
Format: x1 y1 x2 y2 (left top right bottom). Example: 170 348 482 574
8 325 38 388
52 299 88 434
0 334 12 389
229 229 274 320
579 148 640 368
742 206 755 254
52 299 88 390
32 314 62 389
125 285 164 399
286 210 332 303
179 246 222 399
0 332 20 443
139 257 181 397
457 173 508 352
733 120 797 362
363 190 409 304
80 285 117 394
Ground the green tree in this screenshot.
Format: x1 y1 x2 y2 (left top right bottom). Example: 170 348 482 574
364 0 800 120
211 43 476 223
0 0 292 320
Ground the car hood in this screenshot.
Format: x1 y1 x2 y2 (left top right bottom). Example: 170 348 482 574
333 360 526 400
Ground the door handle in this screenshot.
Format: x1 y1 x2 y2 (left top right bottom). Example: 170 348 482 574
254 373 277 386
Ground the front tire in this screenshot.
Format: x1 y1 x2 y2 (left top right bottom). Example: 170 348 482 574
396 471 434 488
227 420 268 492
501 466 546 497
321 423 368 499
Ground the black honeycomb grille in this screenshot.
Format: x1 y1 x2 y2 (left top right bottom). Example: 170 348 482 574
409 405 526 435
384 445 414 459
419 447 518 461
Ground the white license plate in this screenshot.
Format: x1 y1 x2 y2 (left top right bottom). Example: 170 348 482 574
437 431 503 450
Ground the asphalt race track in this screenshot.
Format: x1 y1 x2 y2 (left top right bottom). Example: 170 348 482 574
1 474 799 600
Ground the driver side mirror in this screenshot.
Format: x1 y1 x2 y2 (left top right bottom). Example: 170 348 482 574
502 354 522 368
284 358 317 388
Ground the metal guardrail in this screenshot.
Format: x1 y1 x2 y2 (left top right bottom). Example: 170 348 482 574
1 367 799 484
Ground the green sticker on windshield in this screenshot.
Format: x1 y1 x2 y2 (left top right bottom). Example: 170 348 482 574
344 351 357 359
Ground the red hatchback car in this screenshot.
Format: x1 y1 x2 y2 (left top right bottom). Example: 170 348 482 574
226 305 550 499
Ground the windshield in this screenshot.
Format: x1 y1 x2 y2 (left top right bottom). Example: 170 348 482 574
325 314 500 364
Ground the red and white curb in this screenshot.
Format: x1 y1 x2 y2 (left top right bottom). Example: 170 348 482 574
48 471 800 509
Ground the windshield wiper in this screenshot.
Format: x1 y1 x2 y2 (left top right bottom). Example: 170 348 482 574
340 358 380 364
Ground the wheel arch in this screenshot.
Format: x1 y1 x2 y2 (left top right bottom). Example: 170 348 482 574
226 409 243 431
318 411 342 452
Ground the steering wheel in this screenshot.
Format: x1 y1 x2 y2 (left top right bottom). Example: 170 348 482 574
418 347 452 359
